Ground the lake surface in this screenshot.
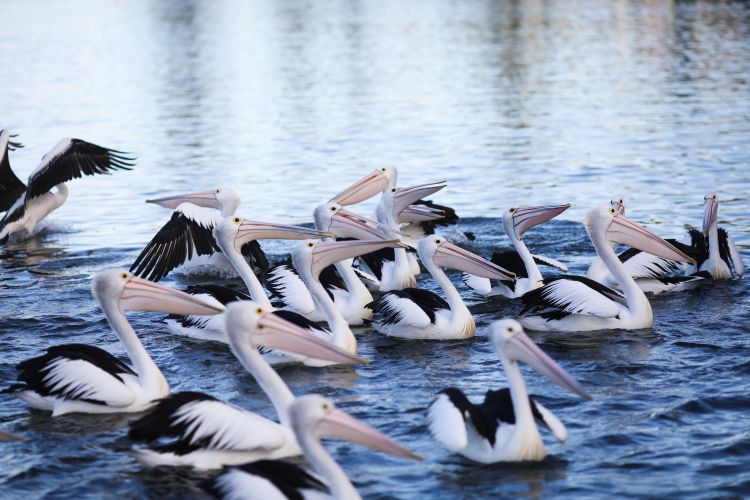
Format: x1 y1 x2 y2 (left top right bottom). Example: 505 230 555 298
1 0 749 498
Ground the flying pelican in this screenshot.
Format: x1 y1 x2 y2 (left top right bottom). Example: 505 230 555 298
142 187 268 278
427 319 590 463
208 394 421 499
369 234 516 339
264 202 399 324
3 269 222 416
587 198 709 294
128 301 366 469
463 204 571 298
520 205 695 332
695 193 744 279
0 131 134 243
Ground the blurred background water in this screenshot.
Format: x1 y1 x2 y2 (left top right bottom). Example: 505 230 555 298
0 0 749 498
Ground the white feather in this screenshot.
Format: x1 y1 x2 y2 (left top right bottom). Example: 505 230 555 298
43 358 135 407
533 401 567 443
175 202 221 228
427 394 468 452
381 293 432 327
462 273 492 296
266 266 317 317
726 235 744 278
213 469 288 500
540 279 623 318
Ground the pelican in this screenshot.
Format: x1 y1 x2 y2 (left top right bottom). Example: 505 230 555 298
587 198 709 294
208 394 421 499
3 269 222 416
264 202 400 323
520 205 695 332
142 187 268 279
463 204 570 298
369 234 516 340
128 301 366 469
427 319 590 463
696 193 744 279
0 131 134 243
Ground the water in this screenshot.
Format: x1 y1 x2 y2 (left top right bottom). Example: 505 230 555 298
1 0 749 497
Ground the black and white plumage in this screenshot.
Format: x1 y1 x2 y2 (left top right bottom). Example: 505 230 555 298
696 193 744 280
427 319 590 463
520 275 627 321
399 199 460 239
130 205 267 282
165 284 250 340
0 133 134 243
208 460 329 500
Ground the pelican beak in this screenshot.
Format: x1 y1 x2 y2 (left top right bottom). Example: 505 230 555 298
250 312 368 365
392 181 446 217
311 239 402 276
146 190 219 210
703 195 718 235
330 208 402 240
505 331 591 400
399 204 446 223
608 215 695 263
330 169 389 205
512 204 570 238
317 407 422 461
236 221 331 246
433 241 516 280
120 276 224 315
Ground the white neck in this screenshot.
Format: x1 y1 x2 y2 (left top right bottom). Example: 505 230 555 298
334 259 373 307
303 270 356 353
218 234 273 309
421 256 474 335
53 183 69 209
500 352 542 455
101 301 167 395
511 233 542 287
586 241 617 281
228 334 295 426
591 227 650 320
708 221 720 263
298 428 361 500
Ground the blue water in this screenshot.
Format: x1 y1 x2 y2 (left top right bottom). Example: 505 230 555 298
1 0 749 498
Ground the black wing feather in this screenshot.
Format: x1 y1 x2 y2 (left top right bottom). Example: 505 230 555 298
241 240 269 275
207 460 328 500
369 287 449 324
0 131 26 212
520 274 624 316
26 138 134 200
409 199 459 235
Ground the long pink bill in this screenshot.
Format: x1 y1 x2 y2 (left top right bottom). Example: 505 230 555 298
504 331 591 400
329 170 389 205
310 239 403 276
399 205 446 223
331 208 403 240
237 220 331 245
317 407 422 461
703 195 718 234
607 215 694 263
392 181 446 217
512 204 570 238
146 190 218 210
433 241 516 280
120 276 225 315
251 312 368 365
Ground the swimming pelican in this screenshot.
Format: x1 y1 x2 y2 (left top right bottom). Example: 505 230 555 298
128 301 366 469
369 234 516 339
427 319 590 463
208 394 421 499
463 204 570 298
4 269 222 416
264 202 399 324
587 198 709 294
141 187 269 279
696 193 744 279
0 131 134 243
520 205 695 332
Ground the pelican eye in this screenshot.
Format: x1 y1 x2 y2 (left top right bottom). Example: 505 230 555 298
322 403 330 410
330 206 336 211
255 307 263 315
609 207 616 215
391 188 396 192
435 239 441 244
509 207 516 213
507 326 513 333
381 167 386 172
233 217 241 224
712 195 717 199
120 272 129 280
618 199 623 204
216 188 221 193
307 242 314 248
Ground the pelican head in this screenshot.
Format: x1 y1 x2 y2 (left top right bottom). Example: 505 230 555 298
293 238 403 279
703 192 719 235
147 187 241 216
585 205 694 264
92 269 224 316
224 301 367 365
610 196 625 216
503 204 570 240
313 202 399 240
290 394 421 460
216 217 331 251
329 165 397 205
490 319 591 400
418 234 516 281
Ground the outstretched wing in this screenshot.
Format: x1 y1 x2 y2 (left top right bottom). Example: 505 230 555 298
129 392 287 455
25 138 134 200
0 130 26 212
130 204 220 282
521 275 625 318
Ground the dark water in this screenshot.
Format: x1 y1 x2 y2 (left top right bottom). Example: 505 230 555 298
1 0 749 498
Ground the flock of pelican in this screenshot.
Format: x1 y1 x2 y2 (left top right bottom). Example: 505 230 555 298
0 131 744 498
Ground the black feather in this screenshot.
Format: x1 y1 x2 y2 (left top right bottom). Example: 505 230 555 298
408 199 459 235
520 275 624 317
241 240 269 275
207 460 329 500
0 131 26 213
369 287 449 325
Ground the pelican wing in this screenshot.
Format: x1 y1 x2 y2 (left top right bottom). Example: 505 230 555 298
531 399 567 443
25 138 134 200
0 131 26 212
617 247 679 279
370 288 445 327
129 392 287 454
719 228 744 278
264 262 317 315
130 204 220 282
210 461 328 500
521 275 625 318
12 344 137 407
427 391 470 452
